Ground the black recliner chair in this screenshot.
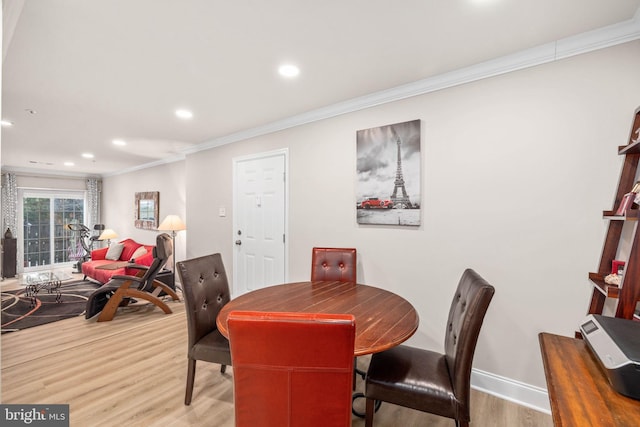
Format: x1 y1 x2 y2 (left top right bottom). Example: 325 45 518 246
85 233 180 321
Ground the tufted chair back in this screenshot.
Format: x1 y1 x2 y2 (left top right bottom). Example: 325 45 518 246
444 268 496 421
177 253 232 405
228 311 355 427
311 247 357 282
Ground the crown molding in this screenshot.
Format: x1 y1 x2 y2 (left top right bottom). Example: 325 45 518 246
101 153 186 177
556 12 640 59
1 166 101 180
183 11 640 158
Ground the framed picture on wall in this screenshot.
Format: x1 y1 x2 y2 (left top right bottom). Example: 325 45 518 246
356 119 421 226
135 191 159 229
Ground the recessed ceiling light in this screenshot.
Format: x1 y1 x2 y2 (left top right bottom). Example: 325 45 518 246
81 153 94 159
278 64 300 78
1 120 13 127
64 161 75 167
175 109 193 120
112 139 126 146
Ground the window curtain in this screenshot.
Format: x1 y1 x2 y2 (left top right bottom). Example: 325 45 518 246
86 178 100 228
1 173 18 236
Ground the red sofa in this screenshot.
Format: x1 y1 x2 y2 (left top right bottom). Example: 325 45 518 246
82 238 155 284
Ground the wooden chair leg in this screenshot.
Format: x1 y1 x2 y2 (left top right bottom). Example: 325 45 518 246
97 290 125 322
125 289 173 314
151 280 180 301
353 358 357 390
98 288 173 321
185 358 196 405
365 398 375 427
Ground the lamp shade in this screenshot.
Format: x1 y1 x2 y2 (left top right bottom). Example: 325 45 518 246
98 229 118 241
158 215 186 232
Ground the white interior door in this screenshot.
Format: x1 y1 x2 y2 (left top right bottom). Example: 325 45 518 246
233 150 287 295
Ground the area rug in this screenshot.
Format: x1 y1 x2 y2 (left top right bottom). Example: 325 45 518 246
1 280 101 333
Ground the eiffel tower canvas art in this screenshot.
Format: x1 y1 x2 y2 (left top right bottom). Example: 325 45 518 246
356 119 421 226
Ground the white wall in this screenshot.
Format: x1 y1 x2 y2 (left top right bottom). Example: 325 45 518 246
102 40 640 407
102 160 186 261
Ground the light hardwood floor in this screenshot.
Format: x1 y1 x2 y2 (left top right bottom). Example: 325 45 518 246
1 283 553 427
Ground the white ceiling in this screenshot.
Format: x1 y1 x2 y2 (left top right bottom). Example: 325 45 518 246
2 0 640 177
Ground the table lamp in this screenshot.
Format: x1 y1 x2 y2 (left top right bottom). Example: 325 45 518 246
157 215 186 281
98 229 118 246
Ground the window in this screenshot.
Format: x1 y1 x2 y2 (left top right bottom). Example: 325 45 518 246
21 191 86 269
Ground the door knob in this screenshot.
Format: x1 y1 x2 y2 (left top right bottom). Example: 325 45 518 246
235 240 242 245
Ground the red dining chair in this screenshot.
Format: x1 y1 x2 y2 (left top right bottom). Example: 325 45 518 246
228 311 356 427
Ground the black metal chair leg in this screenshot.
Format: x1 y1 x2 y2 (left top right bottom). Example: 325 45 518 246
352 393 381 418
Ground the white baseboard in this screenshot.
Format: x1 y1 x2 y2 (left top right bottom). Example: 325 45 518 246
471 369 551 414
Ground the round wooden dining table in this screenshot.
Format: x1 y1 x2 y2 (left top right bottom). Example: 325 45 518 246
216 280 419 356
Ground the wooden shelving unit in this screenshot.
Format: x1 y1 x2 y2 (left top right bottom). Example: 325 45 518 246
588 272 620 299
587 108 640 320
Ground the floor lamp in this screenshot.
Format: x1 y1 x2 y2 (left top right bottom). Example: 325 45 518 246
157 215 186 285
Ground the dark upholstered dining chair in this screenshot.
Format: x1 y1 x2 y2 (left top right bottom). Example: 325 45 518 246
85 233 180 321
176 253 232 406
364 268 495 427
310 247 362 388
228 310 356 427
311 247 357 283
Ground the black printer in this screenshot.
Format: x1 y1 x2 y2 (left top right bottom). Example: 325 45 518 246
579 314 640 400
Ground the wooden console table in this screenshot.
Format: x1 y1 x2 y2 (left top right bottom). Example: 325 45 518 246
539 332 640 426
